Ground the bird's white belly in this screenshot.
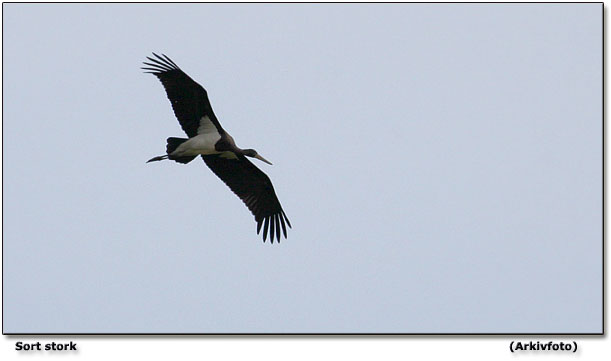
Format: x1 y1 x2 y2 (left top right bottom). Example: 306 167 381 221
173 133 221 156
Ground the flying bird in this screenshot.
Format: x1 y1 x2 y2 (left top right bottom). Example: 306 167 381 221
143 53 291 243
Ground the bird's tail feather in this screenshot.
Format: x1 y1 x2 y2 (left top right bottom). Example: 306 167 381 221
166 137 196 164
166 137 188 153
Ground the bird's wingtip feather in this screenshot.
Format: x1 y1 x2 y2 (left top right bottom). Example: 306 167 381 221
262 217 270 242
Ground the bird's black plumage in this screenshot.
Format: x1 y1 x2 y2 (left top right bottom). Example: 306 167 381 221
202 154 291 242
142 53 224 138
143 53 291 243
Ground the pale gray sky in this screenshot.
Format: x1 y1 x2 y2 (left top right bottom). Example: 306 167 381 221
3 3 602 333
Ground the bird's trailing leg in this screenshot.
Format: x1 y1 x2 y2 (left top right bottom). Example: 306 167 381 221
147 155 169 163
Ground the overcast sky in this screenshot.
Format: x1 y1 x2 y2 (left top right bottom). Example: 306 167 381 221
3 3 602 333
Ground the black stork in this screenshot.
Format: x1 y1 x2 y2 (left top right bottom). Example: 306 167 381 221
143 53 291 243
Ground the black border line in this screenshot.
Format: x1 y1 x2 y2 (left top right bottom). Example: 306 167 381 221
1 1 605 337
602 0 606 338
0 2 606 3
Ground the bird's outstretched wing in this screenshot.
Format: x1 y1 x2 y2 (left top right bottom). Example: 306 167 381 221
202 154 291 243
142 53 224 138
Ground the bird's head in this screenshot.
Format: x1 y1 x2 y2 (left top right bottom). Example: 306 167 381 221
243 149 272 165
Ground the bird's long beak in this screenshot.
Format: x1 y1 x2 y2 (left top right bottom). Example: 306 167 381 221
255 154 273 165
